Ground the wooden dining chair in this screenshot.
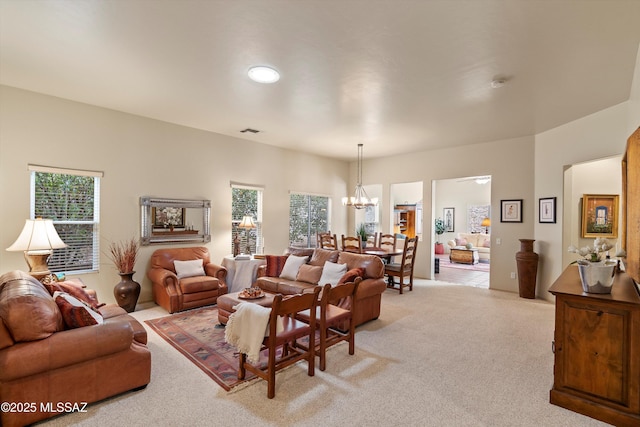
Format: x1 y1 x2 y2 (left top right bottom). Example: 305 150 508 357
385 236 418 294
319 232 338 250
237 287 321 398
378 233 397 252
297 278 361 371
341 235 362 253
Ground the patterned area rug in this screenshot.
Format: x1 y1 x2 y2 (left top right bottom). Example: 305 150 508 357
438 255 491 272
145 306 258 391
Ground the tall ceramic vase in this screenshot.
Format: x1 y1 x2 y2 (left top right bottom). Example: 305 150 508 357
114 271 141 313
516 239 539 299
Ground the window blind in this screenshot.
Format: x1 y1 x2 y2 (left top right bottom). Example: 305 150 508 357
231 184 263 254
289 193 330 248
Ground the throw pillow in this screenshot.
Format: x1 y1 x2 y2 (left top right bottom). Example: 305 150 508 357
455 237 468 246
265 255 288 277
279 255 309 280
174 259 206 279
318 261 348 287
483 239 491 248
296 264 323 284
45 280 103 309
339 267 365 284
309 248 339 266
53 291 103 329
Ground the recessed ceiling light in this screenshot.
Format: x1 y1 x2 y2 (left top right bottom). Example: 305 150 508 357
248 66 280 84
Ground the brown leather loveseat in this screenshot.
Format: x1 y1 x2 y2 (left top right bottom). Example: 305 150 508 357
0 270 151 427
147 247 228 313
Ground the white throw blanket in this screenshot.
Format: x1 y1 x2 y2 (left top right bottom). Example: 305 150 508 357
224 302 283 364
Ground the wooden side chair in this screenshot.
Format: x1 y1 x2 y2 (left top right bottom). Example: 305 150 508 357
378 233 398 263
385 236 418 294
319 232 338 250
238 287 321 399
341 235 362 253
297 278 362 371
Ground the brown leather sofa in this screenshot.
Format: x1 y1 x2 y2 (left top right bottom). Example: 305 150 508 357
147 247 228 313
0 270 151 427
239 248 386 328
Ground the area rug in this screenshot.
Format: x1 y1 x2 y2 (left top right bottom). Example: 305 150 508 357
437 255 490 272
145 306 259 391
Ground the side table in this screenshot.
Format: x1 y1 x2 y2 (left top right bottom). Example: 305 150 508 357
221 255 266 293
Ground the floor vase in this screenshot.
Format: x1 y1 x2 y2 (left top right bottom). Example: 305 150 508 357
516 239 538 299
114 271 141 312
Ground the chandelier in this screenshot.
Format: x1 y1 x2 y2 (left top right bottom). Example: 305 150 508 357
342 144 378 209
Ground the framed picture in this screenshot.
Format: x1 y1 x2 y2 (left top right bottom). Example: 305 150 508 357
581 194 619 238
539 197 556 223
500 199 523 223
443 207 455 232
152 207 186 228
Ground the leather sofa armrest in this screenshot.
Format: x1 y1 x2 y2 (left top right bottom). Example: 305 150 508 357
204 263 227 283
147 267 180 297
0 317 134 382
257 264 267 278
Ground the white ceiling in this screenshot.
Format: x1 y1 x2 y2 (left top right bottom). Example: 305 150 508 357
1 0 639 161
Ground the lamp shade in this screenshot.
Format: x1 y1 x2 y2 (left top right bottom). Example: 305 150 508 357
6 218 67 253
238 215 256 229
481 217 491 227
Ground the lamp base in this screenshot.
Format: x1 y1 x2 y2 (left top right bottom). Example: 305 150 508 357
24 251 53 281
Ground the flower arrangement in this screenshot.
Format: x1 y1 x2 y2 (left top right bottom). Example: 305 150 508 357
568 237 613 263
107 237 139 273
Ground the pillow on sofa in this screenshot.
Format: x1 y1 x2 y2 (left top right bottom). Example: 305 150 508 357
265 255 288 277
318 261 348 287
339 267 365 284
279 255 309 280
296 264 323 284
44 280 103 309
174 259 206 279
53 291 103 329
455 237 468 246
482 239 491 248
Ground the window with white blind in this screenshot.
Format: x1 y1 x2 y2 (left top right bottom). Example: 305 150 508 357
289 193 330 248
231 184 263 254
29 165 101 274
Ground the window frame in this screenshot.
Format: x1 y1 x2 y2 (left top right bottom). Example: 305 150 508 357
231 183 264 254
288 191 331 248
29 164 102 275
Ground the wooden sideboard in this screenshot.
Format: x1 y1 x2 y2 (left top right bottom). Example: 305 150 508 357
549 266 640 426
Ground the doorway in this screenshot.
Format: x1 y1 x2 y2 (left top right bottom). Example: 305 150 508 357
433 176 491 288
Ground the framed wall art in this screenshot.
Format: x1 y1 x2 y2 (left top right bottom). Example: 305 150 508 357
443 207 455 232
152 207 186 229
500 199 523 223
539 197 556 223
581 194 619 238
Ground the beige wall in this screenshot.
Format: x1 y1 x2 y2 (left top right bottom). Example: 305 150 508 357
0 86 349 304
354 136 535 293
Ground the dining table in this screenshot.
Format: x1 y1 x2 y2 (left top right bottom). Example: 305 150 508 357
361 247 403 263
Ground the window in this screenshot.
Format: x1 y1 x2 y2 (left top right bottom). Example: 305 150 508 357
289 193 330 248
29 165 102 274
231 184 263 254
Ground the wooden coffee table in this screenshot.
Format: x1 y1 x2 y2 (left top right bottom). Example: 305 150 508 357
450 248 479 265
217 290 276 325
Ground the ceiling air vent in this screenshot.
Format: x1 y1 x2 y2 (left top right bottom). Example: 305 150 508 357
240 128 260 134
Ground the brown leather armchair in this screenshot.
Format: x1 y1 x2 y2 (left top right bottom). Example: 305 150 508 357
147 247 228 313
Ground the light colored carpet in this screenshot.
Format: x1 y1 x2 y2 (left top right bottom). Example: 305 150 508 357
39 280 607 426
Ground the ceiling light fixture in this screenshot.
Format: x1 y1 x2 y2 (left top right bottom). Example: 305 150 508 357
342 144 378 209
248 66 280 84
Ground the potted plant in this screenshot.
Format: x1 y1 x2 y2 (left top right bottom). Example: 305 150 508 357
107 237 140 313
356 223 368 247
434 218 445 254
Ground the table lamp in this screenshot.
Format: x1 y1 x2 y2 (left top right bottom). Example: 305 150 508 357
6 218 67 280
481 217 491 234
238 215 256 255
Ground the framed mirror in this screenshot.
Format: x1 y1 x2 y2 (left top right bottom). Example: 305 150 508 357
140 197 211 245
